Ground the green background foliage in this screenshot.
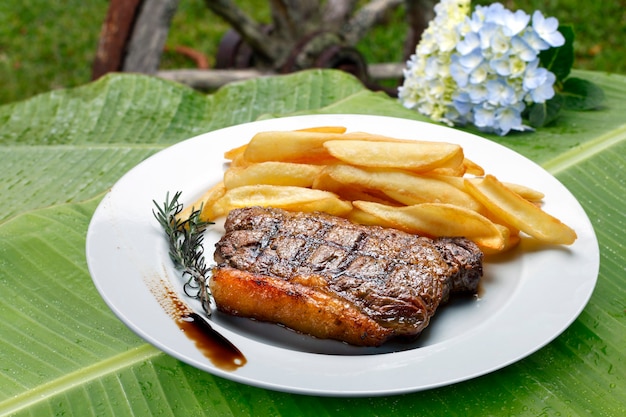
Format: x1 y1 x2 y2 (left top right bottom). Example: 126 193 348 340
1 0 625 105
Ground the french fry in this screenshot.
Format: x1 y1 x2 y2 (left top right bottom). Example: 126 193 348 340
341 131 442 143
323 139 464 172
224 162 324 189
464 175 577 245
224 143 247 160
489 224 521 255
177 181 227 223
424 173 466 190
347 208 396 228
425 164 467 177
462 158 485 176
296 126 347 133
311 168 345 193
229 153 252 168
312 167 399 205
243 131 347 164
353 201 506 251
437 175 544 204
283 197 353 216
326 165 483 212
211 185 351 218
501 182 545 202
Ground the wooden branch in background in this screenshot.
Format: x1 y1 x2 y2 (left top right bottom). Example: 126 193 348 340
205 0 279 65
92 0 143 79
342 0 403 45
404 0 435 59
123 0 180 74
323 0 359 32
93 0 428 88
156 62 405 90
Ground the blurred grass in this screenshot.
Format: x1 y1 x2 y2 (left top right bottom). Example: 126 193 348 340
1 0 625 105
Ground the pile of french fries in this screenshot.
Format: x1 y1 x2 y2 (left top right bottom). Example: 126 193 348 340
183 126 577 254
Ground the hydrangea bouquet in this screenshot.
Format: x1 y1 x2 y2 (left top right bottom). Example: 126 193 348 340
398 0 604 136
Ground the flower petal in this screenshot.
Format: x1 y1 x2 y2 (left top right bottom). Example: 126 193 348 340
532 11 565 47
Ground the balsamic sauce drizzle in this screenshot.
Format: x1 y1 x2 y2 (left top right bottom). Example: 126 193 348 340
146 275 246 371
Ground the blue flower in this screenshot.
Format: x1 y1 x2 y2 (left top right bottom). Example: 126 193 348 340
532 11 565 47
456 31 480 55
486 79 517 106
495 103 526 135
452 91 472 115
399 1 563 135
473 104 497 128
511 36 538 62
527 70 557 102
467 82 489 103
502 10 531 36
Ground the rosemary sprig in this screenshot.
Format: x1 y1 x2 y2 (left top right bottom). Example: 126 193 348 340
152 191 214 315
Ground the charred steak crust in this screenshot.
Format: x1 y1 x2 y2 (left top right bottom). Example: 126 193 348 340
212 206 483 346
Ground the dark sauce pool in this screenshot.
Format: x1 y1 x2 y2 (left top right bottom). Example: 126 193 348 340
145 275 246 371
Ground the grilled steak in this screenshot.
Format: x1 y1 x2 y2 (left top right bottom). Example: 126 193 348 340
211 206 483 346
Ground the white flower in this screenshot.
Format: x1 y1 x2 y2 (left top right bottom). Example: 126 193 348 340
503 10 531 36
511 36 538 62
532 11 565 47
486 78 517 106
398 0 471 125
398 1 563 135
456 31 480 55
528 70 557 102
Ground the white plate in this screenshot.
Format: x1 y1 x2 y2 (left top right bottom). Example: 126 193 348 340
86 114 599 396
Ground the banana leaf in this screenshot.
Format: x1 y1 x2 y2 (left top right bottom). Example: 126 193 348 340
0 69 624 416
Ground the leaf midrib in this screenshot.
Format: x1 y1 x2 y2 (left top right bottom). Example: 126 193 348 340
0 144 171 150
0 344 161 417
543 123 626 174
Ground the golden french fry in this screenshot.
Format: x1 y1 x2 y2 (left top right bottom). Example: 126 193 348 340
425 164 467 177
353 201 506 251
435 175 543 210
464 175 577 245
243 131 348 164
477 224 521 255
224 162 324 189
326 165 483 212
229 152 252 168
341 131 438 143
177 181 227 223
323 139 464 172
347 208 396 228
501 182 545 202
495 224 521 253
211 185 348 218
296 126 347 133
283 197 353 217
312 167 398 205
464 178 544 203
311 168 344 193
462 158 485 176
424 173 466 189
224 144 247 160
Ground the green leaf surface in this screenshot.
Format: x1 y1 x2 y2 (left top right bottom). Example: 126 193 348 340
560 77 607 110
540 25 575 82
1 69 624 416
526 94 562 127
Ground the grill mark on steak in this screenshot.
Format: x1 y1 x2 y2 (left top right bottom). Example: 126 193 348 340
212 206 483 346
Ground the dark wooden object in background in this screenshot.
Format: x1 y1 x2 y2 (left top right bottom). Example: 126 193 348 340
92 0 432 93
92 0 179 79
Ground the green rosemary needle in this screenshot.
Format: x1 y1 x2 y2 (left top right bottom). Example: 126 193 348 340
152 191 214 315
